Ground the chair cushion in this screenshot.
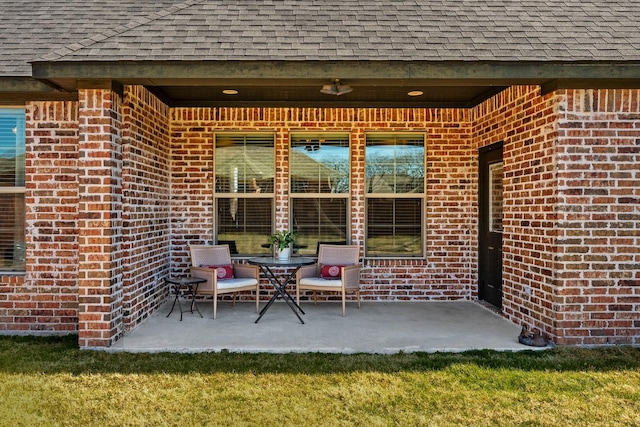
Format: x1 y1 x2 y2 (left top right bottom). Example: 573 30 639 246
320 264 347 279
202 264 235 280
299 277 342 287
216 277 258 290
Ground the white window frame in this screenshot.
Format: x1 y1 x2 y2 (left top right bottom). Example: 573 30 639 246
289 132 351 255
0 108 26 271
213 132 275 256
364 132 426 258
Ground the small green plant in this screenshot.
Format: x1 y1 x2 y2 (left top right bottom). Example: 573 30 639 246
268 230 296 251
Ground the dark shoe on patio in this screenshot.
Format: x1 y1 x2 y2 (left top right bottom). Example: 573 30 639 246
518 325 549 347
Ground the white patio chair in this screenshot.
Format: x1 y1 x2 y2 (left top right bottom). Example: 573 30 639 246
189 245 260 319
296 244 361 316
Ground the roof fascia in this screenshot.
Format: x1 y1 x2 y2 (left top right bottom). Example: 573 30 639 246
0 76 77 103
0 76 63 93
541 78 640 95
31 60 640 84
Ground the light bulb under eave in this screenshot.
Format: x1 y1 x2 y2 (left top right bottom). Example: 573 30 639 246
408 90 424 97
320 80 353 96
320 84 336 95
222 89 238 95
335 84 353 95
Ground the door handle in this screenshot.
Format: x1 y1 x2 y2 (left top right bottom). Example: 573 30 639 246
488 246 494 250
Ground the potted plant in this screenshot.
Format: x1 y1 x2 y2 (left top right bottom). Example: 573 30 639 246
268 230 296 260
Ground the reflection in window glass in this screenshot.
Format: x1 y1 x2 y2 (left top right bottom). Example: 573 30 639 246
489 162 503 233
216 198 273 255
365 133 425 257
366 198 422 257
214 133 274 255
215 133 274 194
290 133 350 254
366 134 424 194
290 134 349 194
0 111 25 187
291 198 347 256
0 108 25 270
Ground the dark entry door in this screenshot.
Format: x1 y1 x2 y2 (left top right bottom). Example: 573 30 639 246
478 142 503 308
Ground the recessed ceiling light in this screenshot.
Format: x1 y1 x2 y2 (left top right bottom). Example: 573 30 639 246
222 89 238 95
408 90 424 97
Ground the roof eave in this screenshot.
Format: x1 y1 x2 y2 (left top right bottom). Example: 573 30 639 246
30 59 640 82
0 76 77 104
5 60 640 107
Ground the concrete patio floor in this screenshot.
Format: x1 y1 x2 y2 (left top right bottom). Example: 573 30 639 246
109 300 538 354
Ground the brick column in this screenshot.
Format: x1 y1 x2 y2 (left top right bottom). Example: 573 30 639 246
274 127 289 231
555 88 640 345
77 88 124 348
24 101 79 333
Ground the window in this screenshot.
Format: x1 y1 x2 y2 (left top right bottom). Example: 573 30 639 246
0 108 26 271
365 133 425 257
214 133 274 255
290 133 350 255
489 162 503 233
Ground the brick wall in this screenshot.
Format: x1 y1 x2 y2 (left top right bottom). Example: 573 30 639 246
76 89 124 348
555 89 640 345
4 85 638 346
120 85 171 330
474 86 640 345
0 101 79 334
169 107 476 302
1 86 172 343
473 85 559 340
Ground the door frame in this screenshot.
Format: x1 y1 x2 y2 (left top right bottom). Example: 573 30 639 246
478 141 504 308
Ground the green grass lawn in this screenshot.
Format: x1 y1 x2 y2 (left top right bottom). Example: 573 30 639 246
1 335 639 426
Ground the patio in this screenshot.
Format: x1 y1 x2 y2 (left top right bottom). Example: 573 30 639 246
108 300 536 354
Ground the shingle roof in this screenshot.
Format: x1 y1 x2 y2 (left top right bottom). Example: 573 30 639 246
2 0 640 77
0 0 182 75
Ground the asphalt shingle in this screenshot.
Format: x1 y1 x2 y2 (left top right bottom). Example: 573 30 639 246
1 0 640 77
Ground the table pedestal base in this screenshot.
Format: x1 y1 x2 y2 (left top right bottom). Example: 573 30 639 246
255 265 306 324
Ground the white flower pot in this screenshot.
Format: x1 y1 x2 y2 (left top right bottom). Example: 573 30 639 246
277 247 291 261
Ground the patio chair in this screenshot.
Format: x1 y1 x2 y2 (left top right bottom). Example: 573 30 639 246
216 240 238 255
296 244 361 316
189 245 260 319
314 240 346 255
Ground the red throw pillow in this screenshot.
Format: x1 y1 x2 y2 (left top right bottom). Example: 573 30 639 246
202 264 235 280
320 264 344 279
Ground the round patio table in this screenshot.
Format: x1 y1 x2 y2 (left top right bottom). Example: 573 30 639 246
248 256 316 324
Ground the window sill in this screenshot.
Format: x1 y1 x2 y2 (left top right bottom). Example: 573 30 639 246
0 270 26 276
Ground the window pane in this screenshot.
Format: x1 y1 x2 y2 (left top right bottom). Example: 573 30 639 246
366 198 422 257
0 110 25 187
290 134 349 194
0 109 25 271
215 133 274 194
291 198 348 255
366 134 424 194
489 162 503 232
0 193 25 270
216 198 272 255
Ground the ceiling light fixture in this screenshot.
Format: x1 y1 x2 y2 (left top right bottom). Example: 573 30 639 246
407 90 424 97
222 89 238 95
320 79 353 96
